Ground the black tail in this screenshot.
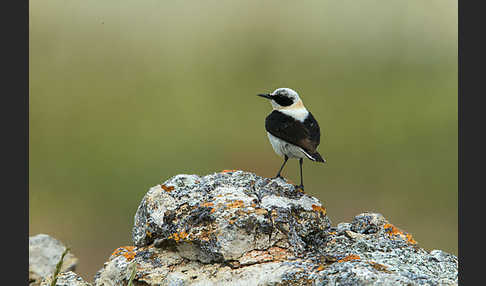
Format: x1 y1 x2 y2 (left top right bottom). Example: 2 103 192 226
311 152 326 163
302 150 326 163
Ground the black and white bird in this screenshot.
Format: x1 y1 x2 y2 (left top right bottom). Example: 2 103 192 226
258 88 326 190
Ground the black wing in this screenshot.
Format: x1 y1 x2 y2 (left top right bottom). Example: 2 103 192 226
303 112 321 146
265 110 321 154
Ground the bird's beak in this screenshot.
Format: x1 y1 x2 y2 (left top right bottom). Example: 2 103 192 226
257 93 273 99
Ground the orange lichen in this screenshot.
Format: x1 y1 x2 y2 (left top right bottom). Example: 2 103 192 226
161 184 175 192
201 202 214 208
222 169 238 173
112 246 135 256
383 223 417 244
311 204 327 215
328 231 337 235
146 231 152 238
179 231 189 240
383 223 400 235
111 246 136 261
169 231 189 242
123 251 136 261
406 233 418 244
316 265 325 271
226 200 245 209
338 254 361 263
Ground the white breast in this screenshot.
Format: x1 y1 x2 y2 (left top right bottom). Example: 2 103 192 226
278 107 309 122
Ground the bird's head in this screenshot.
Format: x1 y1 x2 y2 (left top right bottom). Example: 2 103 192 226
257 88 303 110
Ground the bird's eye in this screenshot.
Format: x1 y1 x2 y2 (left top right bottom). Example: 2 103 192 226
273 95 294 107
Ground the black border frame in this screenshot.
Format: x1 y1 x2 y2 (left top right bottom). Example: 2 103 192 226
2 0 29 283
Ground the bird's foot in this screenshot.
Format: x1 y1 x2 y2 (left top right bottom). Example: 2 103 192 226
272 174 284 180
294 184 304 191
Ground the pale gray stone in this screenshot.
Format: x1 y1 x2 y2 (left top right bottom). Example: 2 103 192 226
29 234 79 286
40 271 91 286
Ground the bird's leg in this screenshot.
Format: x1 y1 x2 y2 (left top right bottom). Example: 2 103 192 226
273 155 289 179
295 158 304 191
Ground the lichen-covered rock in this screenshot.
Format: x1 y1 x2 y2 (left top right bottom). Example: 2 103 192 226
93 171 458 286
29 234 79 286
350 212 387 234
95 245 300 286
312 213 457 285
132 170 331 263
40 271 92 286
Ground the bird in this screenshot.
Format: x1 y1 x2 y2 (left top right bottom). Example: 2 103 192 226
258 88 326 190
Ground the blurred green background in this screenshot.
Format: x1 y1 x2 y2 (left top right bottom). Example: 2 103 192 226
29 0 457 281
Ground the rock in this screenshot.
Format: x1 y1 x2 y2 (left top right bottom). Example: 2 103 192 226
131 171 330 262
93 170 458 286
350 212 387 234
94 246 299 286
317 219 457 285
40 271 92 286
29 234 79 286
